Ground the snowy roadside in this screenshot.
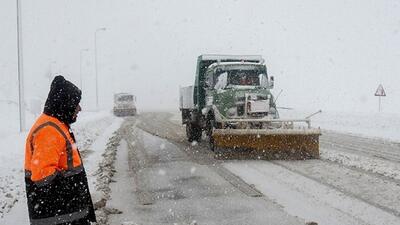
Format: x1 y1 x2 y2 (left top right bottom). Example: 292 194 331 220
0 111 123 224
224 161 400 225
320 147 400 181
0 133 26 220
168 111 182 124
280 109 400 143
89 126 123 225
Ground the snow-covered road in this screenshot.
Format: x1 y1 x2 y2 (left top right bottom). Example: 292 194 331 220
107 118 305 225
133 112 400 225
1 111 400 225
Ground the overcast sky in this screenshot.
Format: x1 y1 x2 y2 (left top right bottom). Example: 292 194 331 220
1 0 400 113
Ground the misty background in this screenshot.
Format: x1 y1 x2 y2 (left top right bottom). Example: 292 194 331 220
1 0 400 126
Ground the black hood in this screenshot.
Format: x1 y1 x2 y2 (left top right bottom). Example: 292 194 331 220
44 75 82 124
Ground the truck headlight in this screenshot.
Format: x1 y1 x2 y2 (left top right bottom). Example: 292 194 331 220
227 107 237 117
247 102 251 113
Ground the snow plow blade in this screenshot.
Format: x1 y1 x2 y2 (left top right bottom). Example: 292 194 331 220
212 129 321 160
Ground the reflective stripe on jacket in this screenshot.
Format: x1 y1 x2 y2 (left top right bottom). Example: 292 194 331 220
25 114 83 182
24 113 96 225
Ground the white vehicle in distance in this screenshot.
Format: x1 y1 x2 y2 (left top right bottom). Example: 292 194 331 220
113 93 137 117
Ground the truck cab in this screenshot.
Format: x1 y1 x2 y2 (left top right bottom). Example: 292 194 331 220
204 62 277 121
179 54 277 141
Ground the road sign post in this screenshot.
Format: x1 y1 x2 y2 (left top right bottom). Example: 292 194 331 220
374 84 386 112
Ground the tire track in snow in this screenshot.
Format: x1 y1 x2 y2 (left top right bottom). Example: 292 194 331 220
321 140 400 163
320 131 400 162
271 160 400 218
225 161 400 225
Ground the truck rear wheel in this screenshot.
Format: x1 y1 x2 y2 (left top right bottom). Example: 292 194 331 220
186 123 202 142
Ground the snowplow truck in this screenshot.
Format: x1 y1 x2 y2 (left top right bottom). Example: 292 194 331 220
179 55 321 160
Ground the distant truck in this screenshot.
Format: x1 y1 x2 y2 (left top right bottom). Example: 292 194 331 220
179 54 320 160
113 93 137 116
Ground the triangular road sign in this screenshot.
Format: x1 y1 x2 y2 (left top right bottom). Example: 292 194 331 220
375 84 386 96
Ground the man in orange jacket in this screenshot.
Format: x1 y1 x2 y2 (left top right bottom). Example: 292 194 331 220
25 75 96 225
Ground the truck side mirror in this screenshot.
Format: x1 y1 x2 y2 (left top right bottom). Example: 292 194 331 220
214 72 228 90
259 74 268 88
269 76 274 89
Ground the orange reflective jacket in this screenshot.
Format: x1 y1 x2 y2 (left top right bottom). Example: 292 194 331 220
25 113 83 184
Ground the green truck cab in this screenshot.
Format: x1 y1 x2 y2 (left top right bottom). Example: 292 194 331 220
180 55 276 143
203 62 278 120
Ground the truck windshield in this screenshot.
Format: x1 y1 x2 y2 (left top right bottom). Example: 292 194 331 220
228 70 260 86
118 95 133 101
214 70 264 88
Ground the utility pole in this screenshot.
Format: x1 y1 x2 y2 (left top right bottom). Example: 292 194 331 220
17 0 25 132
80 49 89 89
94 27 106 111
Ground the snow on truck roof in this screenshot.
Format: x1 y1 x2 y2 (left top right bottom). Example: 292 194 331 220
208 61 265 69
114 93 134 96
199 54 264 62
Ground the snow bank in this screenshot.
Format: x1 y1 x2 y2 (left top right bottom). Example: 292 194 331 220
321 148 400 181
90 129 122 225
73 111 116 152
280 109 400 142
0 133 26 218
0 111 121 224
0 101 35 137
225 161 400 225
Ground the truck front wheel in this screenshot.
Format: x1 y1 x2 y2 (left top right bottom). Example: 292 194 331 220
206 118 216 151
